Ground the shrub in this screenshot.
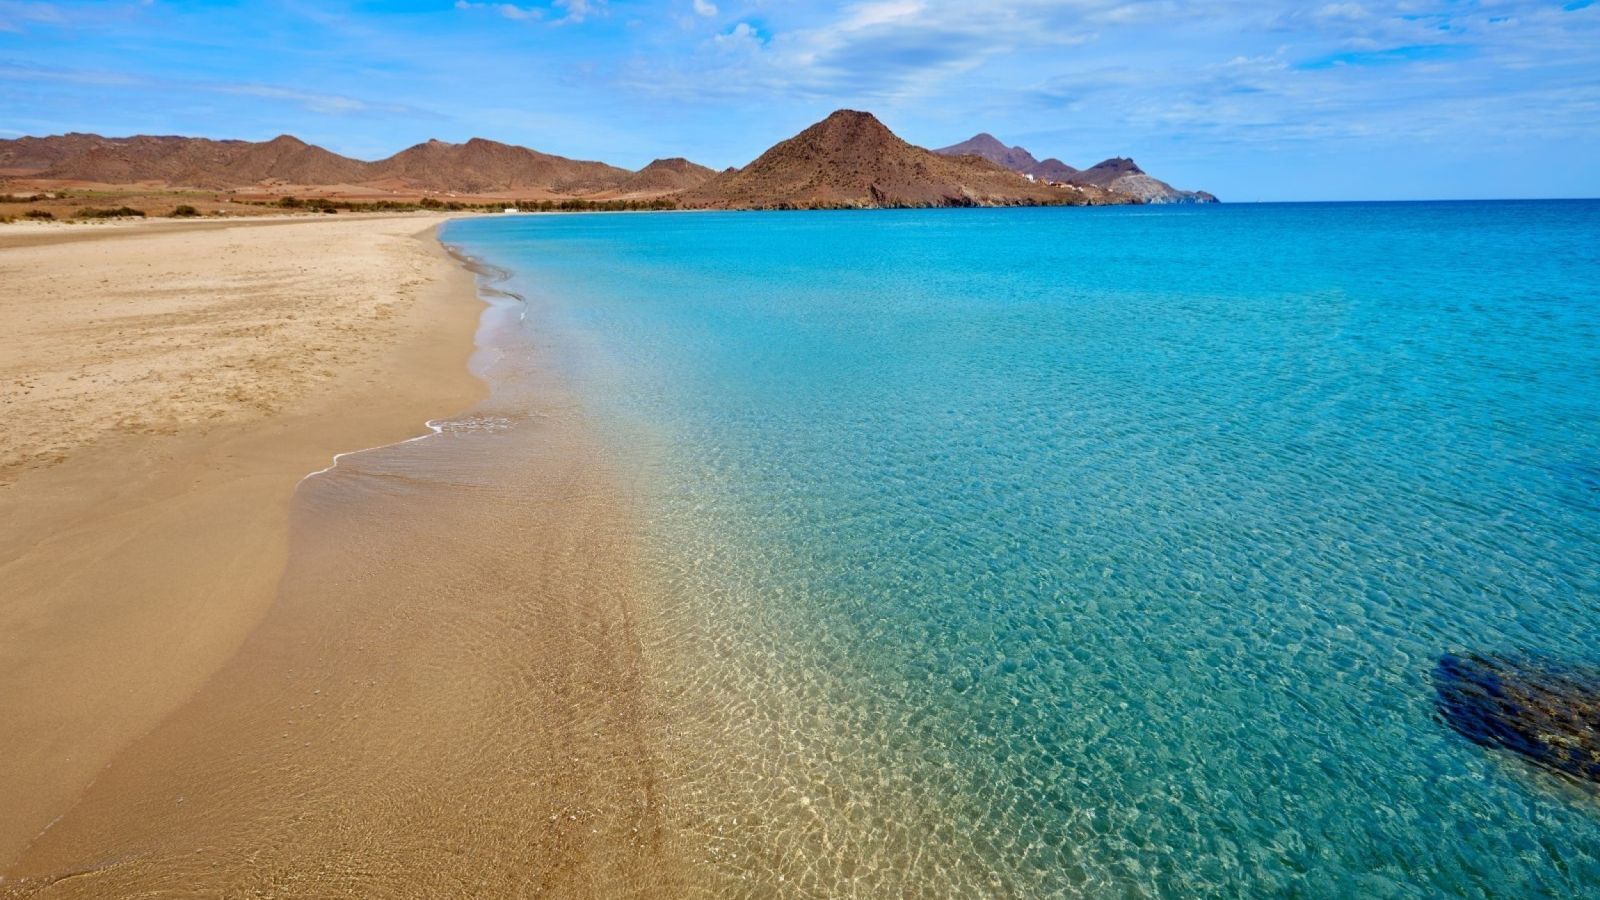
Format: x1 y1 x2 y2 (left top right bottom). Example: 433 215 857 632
25 209 54 219
170 204 201 217
277 196 304 209
419 197 445 209
74 206 146 219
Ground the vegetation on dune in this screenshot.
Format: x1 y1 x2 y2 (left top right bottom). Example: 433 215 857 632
170 204 201 217
253 196 682 214
74 206 146 219
25 209 54 219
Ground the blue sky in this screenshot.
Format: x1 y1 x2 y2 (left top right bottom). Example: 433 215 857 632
1 0 1596 200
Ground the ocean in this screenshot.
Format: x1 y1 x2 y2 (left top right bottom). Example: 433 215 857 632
442 201 1600 897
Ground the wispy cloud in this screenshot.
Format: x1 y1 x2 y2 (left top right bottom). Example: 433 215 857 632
0 61 433 119
452 0 607 25
454 1 543 23
0 1 64 32
553 0 604 24
2 0 1596 198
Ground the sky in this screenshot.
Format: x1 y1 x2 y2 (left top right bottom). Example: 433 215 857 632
1 0 1596 201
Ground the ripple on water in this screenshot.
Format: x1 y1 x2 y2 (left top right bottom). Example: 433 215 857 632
444 202 1600 897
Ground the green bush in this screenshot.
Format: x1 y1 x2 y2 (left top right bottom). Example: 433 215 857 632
74 206 146 219
170 205 201 217
25 209 54 219
277 196 304 208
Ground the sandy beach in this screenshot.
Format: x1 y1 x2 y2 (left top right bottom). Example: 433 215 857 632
0 213 681 896
0 216 459 883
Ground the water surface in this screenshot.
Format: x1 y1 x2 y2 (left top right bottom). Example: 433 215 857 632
445 201 1600 897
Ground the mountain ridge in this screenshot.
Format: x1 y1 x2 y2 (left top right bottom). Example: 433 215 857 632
0 132 674 197
933 134 1218 203
680 110 1126 209
0 114 1213 208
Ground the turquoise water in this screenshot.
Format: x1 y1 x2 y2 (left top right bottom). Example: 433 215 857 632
444 202 1600 897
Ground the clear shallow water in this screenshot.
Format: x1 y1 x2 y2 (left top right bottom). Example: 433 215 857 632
444 202 1600 897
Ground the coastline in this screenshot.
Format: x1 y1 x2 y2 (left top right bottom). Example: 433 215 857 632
0 214 488 871
1 217 685 896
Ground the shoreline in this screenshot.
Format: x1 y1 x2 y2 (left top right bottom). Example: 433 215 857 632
2 216 686 895
0 214 488 870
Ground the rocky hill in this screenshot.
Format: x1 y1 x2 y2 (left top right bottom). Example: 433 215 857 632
681 111 1123 209
934 133 1040 173
934 134 1217 203
364 137 628 194
0 132 636 196
1 121 1215 206
7 134 369 188
610 157 716 195
1029 158 1079 182
1065 157 1218 204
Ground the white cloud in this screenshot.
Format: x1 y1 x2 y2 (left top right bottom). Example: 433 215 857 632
713 21 761 48
553 0 605 24
693 0 717 17
454 1 543 22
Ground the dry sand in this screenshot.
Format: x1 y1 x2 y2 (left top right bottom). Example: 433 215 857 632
0 215 483 875
0 214 685 896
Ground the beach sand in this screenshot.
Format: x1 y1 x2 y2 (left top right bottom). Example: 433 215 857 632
0 216 682 894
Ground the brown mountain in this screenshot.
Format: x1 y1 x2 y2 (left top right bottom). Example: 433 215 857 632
2 120 1214 206
1029 158 1079 181
680 110 1121 209
934 133 1039 172
0 132 632 195
0 132 109 176
1064 157 1218 203
935 134 1218 203
15 134 369 188
1063 156 1143 188
610 157 716 195
365 137 629 195
231 135 373 185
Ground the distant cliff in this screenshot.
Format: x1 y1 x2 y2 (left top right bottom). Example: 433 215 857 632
935 136 1218 204
0 133 693 199
680 111 1128 209
2 117 1216 208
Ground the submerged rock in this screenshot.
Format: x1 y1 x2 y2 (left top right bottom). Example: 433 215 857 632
1433 653 1600 783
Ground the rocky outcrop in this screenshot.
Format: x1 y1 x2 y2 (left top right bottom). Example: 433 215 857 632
680 111 1128 209
1434 653 1600 783
934 136 1218 203
934 133 1040 173
610 157 716 195
1 132 632 195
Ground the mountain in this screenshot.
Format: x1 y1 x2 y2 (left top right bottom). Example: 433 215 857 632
365 137 628 195
1029 158 1079 182
0 133 109 176
0 132 632 195
934 133 1218 203
232 135 374 186
1063 157 1218 204
1060 156 1141 188
934 133 1039 172
1 121 1214 206
681 110 1123 209
9 134 369 188
610 157 716 195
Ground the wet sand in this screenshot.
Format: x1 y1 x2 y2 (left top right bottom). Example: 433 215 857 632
1 218 681 894
0 214 486 869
